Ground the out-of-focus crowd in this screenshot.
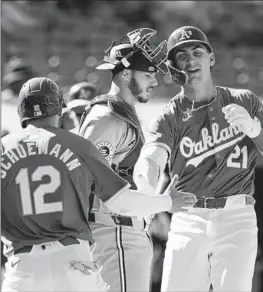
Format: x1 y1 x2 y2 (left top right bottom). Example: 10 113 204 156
1 56 98 137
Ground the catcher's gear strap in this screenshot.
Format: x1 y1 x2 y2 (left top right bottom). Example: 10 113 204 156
107 97 145 188
112 165 134 177
133 144 169 190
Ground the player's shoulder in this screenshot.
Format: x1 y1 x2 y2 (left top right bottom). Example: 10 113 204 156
218 86 257 102
156 92 181 118
51 127 97 157
52 127 91 145
89 102 111 116
89 94 114 112
87 94 133 125
88 95 116 119
1 129 29 153
92 94 115 104
89 102 128 130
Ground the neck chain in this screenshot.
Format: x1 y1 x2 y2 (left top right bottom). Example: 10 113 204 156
187 87 217 111
180 87 218 121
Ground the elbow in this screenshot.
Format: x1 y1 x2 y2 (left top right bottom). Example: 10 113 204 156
133 159 143 181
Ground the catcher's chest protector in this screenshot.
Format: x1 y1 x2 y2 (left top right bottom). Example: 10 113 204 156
80 95 144 189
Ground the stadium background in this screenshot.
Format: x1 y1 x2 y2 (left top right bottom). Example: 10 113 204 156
1 1 263 291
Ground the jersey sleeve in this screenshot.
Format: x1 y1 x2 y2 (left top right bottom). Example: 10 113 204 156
236 90 263 124
81 114 125 164
86 141 130 203
249 91 263 124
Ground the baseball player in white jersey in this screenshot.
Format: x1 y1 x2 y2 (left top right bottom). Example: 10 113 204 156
78 28 197 292
133 26 263 292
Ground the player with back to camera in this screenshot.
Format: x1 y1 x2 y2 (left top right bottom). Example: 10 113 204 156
133 26 263 292
1 77 195 292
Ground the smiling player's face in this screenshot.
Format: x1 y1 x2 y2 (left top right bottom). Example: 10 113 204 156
172 44 214 85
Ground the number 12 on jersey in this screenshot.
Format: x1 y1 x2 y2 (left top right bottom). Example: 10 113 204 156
227 145 248 169
15 166 62 216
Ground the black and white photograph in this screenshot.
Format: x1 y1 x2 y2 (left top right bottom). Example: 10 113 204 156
1 1 263 291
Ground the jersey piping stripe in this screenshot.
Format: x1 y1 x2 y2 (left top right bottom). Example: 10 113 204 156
116 226 127 292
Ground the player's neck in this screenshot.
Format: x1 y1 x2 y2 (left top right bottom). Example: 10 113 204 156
183 81 215 103
108 82 136 107
27 116 60 128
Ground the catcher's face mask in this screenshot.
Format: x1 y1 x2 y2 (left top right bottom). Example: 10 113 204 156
127 28 168 74
166 60 189 86
96 28 168 75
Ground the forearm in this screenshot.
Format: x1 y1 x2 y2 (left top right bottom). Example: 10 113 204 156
105 189 172 217
133 144 169 190
136 176 156 194
134 157 162 190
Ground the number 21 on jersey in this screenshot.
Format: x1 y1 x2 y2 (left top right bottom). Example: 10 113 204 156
15 165 62 216
227 145 248 169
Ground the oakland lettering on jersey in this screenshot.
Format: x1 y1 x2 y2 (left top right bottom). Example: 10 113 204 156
1 141 81 178
180 122 245 167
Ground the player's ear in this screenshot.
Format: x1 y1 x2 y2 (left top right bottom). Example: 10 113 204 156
209 52 215 67
121 69 132 83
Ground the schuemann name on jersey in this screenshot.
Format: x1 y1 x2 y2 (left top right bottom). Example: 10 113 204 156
2 141 81 179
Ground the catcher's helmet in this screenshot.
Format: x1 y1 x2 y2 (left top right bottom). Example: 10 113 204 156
166 26 213 86
17 77 66 128
96 28 168 75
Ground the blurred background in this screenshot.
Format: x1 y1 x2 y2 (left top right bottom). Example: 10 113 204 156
1 1 263 291
2 0 263 98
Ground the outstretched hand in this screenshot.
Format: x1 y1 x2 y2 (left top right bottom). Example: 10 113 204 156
163 174 197 213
